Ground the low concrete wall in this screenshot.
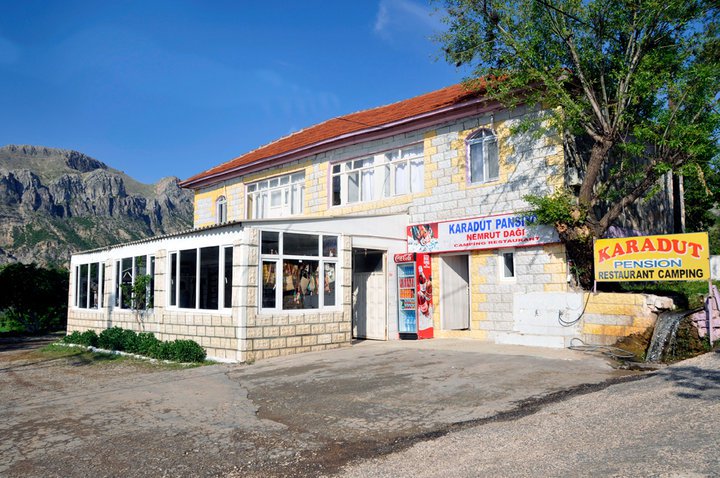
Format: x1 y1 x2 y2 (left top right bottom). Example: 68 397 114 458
580 293 673 345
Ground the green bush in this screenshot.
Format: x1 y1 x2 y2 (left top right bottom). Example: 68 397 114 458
148 340 174 361
64 329 99 347
169 339 207 363
62 331 82 344
98 327 127 351
62 327 205 363
134 332 161 356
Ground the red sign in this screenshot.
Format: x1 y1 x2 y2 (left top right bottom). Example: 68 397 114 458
394 252 415 263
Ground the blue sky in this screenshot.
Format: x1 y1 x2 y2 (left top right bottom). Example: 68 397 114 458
0 0 468 184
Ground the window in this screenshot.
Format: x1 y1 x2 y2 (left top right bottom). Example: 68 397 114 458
260 231 338 310
216 196 227 224
115 255 155 309
468 129 499 183
246 172 305 219
75 262 103 309
499 250 515 280
331 144 424 206
167 246 233 310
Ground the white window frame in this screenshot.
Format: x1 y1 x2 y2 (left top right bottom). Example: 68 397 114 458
74 262 103 309
498 249 516 282
331 143 424 206
216 195 227 224
246 171 305 219
259 231 339 312
115 254 155 310
166 245 233 312
467 128 499 184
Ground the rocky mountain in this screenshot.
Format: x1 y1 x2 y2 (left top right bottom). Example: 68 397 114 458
0 145 194 267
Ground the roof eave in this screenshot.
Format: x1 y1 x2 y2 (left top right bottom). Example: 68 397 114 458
179 96 502 190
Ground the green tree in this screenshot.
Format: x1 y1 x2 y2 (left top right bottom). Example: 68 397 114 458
683 157 720 253
439 0 720 282
120 273 153 329
0 263 69 333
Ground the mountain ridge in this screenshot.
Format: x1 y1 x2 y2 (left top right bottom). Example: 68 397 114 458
0 145 194 267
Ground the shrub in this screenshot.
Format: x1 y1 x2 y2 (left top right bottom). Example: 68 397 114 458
98 327 127 351
62 327 206 363
169 339 206 363
63 330 82 344
134 332 161 356
148 340 174 361
69 330 99 347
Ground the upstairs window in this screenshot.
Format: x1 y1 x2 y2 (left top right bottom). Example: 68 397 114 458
246 172 305 219
331 144 423 206
216 196 227 224
468 129 499 183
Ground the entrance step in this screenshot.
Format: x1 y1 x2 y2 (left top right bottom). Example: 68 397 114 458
494 332 568 349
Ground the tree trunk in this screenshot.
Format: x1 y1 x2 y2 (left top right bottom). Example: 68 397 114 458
579 138 613 207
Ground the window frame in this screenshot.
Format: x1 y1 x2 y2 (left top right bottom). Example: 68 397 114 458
114 254 155 310
498 249 516 282
245 171 305 220
166 245 234 312
330 143 424 207
259 231 339 312
216 195 227 224
467 128 499 184
74 262 104 309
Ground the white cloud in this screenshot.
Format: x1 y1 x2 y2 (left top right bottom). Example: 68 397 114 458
373 0 442 40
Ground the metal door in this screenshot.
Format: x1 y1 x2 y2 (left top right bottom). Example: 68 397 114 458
441 255 470 330
353 270 387 340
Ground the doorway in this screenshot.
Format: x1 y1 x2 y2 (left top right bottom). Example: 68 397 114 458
352 249 386 340
441 254 470 330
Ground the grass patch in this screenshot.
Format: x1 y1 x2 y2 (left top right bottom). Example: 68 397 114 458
46 342 208 369
40 343 122 363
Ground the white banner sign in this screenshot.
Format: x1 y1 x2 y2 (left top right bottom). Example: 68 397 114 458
407 212 559 253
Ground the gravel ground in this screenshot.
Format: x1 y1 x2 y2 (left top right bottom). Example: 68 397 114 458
334 351 720 478
1 336 646 477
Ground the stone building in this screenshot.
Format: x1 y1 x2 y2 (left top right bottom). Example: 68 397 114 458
67 82 677 362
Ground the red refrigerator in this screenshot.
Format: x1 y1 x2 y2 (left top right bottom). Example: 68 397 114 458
394 252 434 340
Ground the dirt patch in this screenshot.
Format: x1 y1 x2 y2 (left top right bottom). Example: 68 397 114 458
0 337 635 477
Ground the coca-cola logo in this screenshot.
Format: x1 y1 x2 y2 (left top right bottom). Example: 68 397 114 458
394 253 414 263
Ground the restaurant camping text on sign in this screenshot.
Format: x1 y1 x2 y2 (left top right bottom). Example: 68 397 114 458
407 212 559 254
594 232 710 282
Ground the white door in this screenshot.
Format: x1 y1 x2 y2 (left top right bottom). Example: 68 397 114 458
442 255 470 330
353 271 386 340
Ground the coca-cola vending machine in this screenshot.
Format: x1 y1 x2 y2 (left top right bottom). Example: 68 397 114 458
394 252 434 340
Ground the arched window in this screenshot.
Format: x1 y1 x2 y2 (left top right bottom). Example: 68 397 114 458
216 195 227 224
467 128 499 183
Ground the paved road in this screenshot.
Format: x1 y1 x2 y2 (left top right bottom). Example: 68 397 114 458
336 350 720 478
0 338 630 477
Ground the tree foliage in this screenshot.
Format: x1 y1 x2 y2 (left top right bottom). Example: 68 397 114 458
0 263 69 333
439 0 720 278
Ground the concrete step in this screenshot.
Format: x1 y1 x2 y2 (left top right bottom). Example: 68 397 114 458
494 332 568 349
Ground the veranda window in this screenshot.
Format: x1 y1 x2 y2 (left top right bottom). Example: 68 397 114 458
260 231 338 311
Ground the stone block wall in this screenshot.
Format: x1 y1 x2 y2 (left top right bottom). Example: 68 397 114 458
429 243 569 341
238 232 353 362
580 293 672 346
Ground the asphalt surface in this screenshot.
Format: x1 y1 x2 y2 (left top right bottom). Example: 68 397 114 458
335 350 720 478
3 336 709 477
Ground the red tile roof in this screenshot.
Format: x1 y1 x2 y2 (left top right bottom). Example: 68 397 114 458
180 81 489 188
